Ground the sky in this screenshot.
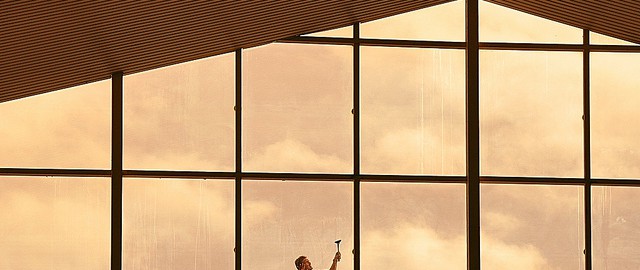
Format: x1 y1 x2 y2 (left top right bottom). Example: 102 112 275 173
1 0 640 269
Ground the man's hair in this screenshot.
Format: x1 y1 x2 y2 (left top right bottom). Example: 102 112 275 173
295 256 307 270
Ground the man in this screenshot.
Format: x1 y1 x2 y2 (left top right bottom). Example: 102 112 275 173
295 252 341 270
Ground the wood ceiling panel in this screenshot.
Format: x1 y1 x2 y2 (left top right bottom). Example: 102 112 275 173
0 0 452 102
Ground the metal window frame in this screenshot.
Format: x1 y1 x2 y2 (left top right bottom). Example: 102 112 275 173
3 2 640 270
466 2 481 269
111 71 124 270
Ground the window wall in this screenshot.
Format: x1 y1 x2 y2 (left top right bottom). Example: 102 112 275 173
2 1 640 270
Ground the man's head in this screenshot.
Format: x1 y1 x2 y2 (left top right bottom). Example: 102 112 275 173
295 256 312 270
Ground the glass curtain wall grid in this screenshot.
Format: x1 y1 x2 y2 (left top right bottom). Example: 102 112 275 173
3 1 640 270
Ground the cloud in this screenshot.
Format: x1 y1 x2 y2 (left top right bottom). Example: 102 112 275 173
244 139 351 173
361 222 553 270
0 178 110 269
481 233 552 270
122 54 236 171
362 223 466 269
123 180 235 270
244 199 279 227
242 180 354 270
482 212 523 237
0 178 239 270
0 81 111 168
479 50 584 177
362 127 465 175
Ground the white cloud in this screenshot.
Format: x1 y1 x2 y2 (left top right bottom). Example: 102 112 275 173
362 223 466 270
363 127 465 175
362 222 554 270
0 179 110 269
244 199 279 227
245 139 351 173
482 234 552 270
483 212 523 236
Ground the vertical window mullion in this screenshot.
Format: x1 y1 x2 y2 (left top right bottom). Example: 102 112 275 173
235 48 243 270
466 0 480 269
111 71 123 270
353 22 361 270
583 29 592 270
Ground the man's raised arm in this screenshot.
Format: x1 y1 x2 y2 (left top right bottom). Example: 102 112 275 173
329 251 341 270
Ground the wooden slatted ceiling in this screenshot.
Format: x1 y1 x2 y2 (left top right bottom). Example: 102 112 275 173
486 0 640 45
0 0 452 103
2 1 640 103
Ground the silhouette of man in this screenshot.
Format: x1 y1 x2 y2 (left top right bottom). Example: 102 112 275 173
295 252 341 270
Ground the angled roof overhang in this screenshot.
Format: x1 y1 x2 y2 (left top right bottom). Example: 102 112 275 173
2 1 640 103
0 0 451 103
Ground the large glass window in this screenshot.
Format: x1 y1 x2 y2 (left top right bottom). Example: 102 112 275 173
479 0 582 44
360 0 464 42
0 81 111 169
6 2 640 270
361 47 465 175
0 177 110 269
480 50 583 177
124 53 235 172
243 43 353 173
361 183 466 269
591 53 640 179
593 186 640 269
123 178 235 270
481 184 584 269
243 180 353 270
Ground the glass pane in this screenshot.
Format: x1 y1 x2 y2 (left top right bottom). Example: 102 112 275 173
243 43 352 173
124 178 234 270
361 47 465 175
481 184 584 269
124 53 235 171
590 32 639 46
0 177 110 269
591 53 640 179
0 81 110 169
480 1 582 44
360 0 464 41
361 183 466 269
303 25 352 38
480 50 583 177
243 180 353 270
593 186 640 269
